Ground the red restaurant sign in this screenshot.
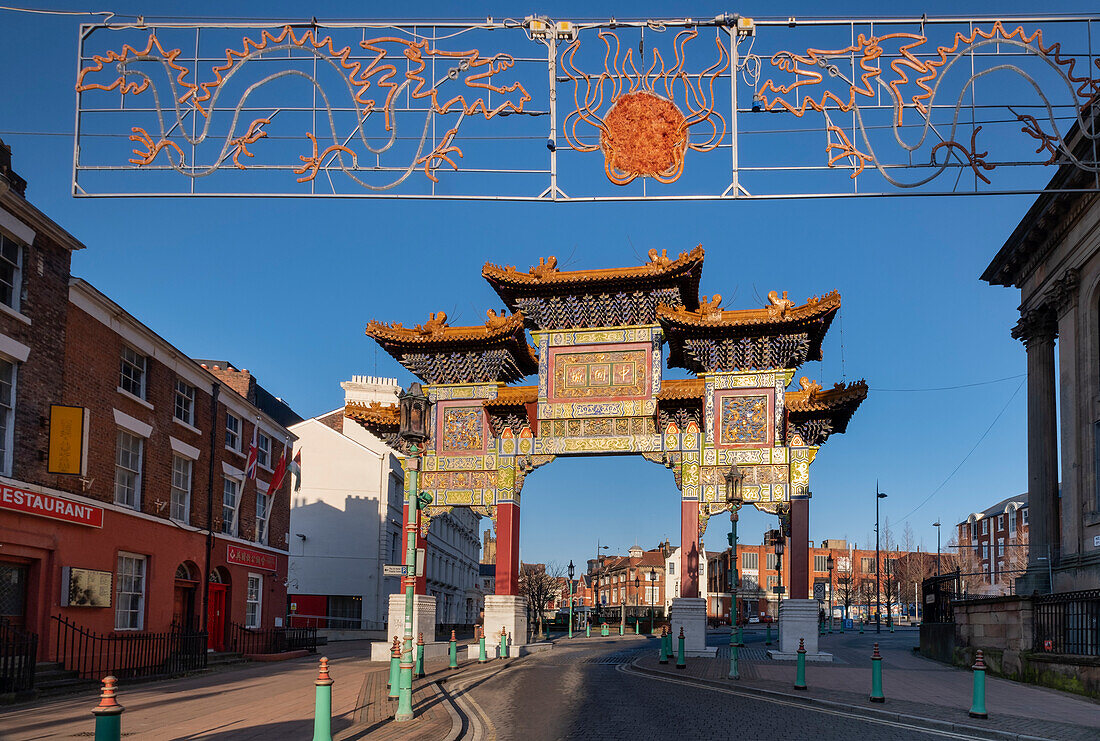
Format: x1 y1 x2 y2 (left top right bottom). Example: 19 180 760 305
226 544 278 571
0 485 104 527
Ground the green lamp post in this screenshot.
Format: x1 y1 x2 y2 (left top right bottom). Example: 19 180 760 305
567 560 575 639
395 382 432 722
724 464 744 679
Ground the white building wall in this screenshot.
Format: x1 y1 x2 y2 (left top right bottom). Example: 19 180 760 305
664 548 708 611
288 375 481 633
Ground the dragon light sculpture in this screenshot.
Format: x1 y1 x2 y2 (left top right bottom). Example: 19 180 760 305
560 28 729 185
76 26 531 187
756 22 1100 186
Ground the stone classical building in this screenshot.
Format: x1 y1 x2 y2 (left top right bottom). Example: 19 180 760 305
982 114 1100 593
288 375 481 634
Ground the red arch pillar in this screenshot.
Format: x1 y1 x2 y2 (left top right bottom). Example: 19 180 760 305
680 500 700 598
789 496 809 600
495 502 520 596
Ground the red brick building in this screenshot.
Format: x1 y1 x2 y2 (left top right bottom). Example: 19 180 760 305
585 544 671 622
0 144 300 660
707 540 937 624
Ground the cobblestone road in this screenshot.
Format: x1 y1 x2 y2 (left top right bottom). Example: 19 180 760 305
463 637 965 741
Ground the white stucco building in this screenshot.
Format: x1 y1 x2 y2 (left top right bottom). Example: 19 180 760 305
288 375 481 633
664 546 709 613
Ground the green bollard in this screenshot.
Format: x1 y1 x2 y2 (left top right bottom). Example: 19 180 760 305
500 627 508 659
658 627 669 664
889 619 894 634
91 676 124 741
619 624 624 637
794 638 807 690
869 642 885 703
448 630 458 669
728 628 739 680
819 619 825 636
969 650 989 719
601 623 609 637
766 621 773 646
635 619 640 634
387 637 401 698
840 617 845 634
586 623 591 638
478 627 488 663
676 627 686 669
415 632 425 678
312 657 334 741
859 619 864 634
828 616 833 635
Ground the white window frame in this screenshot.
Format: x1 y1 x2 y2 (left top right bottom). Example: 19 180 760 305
997 539 1005 558
114 552 146 630
741 552 758 570
245 573 262 628
114 429 143 509
0 357 15 477
814 554 828 572
119 345 147 399
767 553 779 570
257 431 271 469
225 411 241 453
982 518 988 535
255 488 270 544
170 454 192 522
0 232 22 312
174 379 195 426
1009 513 1017 537
222 475 242 536
1022 508 1029 525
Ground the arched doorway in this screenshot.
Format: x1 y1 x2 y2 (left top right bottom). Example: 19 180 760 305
173 561 199 631
207 567 231 651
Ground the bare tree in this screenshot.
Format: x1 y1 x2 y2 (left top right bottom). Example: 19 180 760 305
834 551 856 619
519 562 564 640
1003 529 1029 593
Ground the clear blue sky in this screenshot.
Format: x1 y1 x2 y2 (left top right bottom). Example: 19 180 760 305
1 1 1082 568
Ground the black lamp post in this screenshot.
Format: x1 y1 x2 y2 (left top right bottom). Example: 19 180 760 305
826 553 835 632
633 574 640 631
933 521 942 577
875 483 888 633
568 559 575 639
594 543 609 623
724 464 744 648
395 382 431 722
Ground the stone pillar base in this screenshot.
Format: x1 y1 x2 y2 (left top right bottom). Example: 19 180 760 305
485 594 527 656
669 597 715 657
768 599 832 662
1014 567 1051 596
387 593 437 646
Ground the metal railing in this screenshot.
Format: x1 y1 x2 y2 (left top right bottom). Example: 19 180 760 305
921 570 963 624
52 615 206 680
1034 589 1100 656
0 617 37 693
228 622 317 655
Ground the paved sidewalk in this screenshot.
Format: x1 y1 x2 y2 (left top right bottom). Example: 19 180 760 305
0 640 484 740
636 630 1099 740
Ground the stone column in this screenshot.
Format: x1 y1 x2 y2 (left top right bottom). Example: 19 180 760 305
789 496 810 600
1012 306 1060 594
495 502 520 596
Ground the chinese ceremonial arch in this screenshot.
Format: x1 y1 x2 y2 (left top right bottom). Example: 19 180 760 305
347 248 866 598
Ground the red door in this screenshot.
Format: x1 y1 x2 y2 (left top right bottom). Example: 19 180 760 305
207 584 227 651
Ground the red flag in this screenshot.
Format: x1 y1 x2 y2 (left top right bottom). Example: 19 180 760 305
245 422 259 480
267 442 289 493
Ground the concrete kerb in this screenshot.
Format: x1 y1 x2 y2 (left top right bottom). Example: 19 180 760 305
627 657 1058 741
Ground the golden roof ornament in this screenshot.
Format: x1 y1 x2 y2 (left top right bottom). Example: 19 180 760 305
529 256 558 278
766 290 795 318
485 308 511 330
799 377 823 396
414 311 448 336
698 294 723 320
647 248 672 267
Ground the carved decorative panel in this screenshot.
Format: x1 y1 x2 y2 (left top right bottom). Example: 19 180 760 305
439 405 486 454
549 345 650 401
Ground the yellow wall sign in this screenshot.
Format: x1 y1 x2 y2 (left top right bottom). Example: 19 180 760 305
48 405 86 475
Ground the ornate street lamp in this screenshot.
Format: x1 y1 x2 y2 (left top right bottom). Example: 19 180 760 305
826 553 835 633
568 560 575 639
395 382 432 722
724 464 744 678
